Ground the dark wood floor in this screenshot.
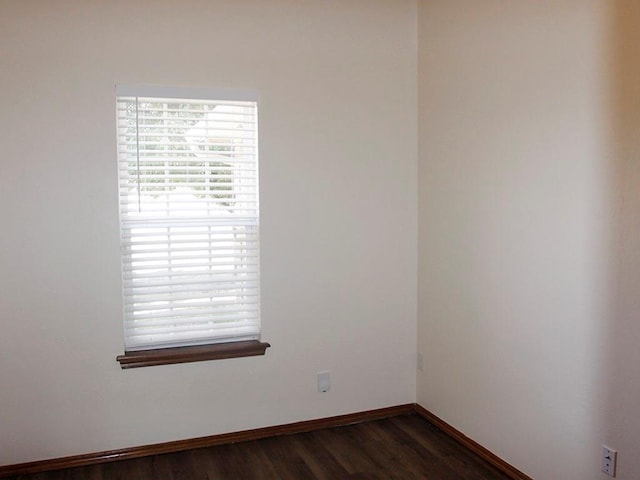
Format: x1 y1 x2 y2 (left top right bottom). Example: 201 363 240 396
8 415 512 480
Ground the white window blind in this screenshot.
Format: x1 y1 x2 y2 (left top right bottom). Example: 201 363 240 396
116 86 260 351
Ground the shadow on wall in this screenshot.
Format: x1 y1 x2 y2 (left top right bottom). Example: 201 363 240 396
605 1 640 478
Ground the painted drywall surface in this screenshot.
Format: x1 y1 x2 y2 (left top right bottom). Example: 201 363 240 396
416 1 637 479
0 0 417 465
604 1 640 479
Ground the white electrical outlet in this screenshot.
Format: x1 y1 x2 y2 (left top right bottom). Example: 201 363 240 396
601 445 617 477
317 371 330 393
417 352 424 372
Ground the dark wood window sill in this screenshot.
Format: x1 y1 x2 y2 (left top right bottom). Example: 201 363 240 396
116 340 270 369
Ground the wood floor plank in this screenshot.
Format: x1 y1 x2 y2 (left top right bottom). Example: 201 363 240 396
258 436 318 480
288 427 351 480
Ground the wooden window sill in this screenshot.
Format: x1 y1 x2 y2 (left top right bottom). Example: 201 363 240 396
116 340 270 369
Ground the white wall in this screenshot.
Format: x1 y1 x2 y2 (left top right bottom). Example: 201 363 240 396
418 1 640 479
605 1 640 479
0 0 417 465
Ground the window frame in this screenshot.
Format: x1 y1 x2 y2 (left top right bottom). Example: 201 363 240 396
114 85 269 368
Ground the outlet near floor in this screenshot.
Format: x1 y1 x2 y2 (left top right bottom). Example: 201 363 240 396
601 445 617 477
317 371 331 393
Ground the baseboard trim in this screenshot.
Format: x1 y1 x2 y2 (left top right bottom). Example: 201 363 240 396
413 404 533 480
0 404 414 477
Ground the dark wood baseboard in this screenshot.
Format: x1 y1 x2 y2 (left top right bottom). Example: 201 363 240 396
413 404 533 480
0 403 531 479
0 404 414 478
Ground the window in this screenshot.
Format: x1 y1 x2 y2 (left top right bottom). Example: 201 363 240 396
115 86 268 368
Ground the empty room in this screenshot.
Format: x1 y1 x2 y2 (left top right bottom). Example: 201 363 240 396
1 1 638 479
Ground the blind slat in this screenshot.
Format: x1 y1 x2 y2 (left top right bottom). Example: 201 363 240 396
126 304 259 321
